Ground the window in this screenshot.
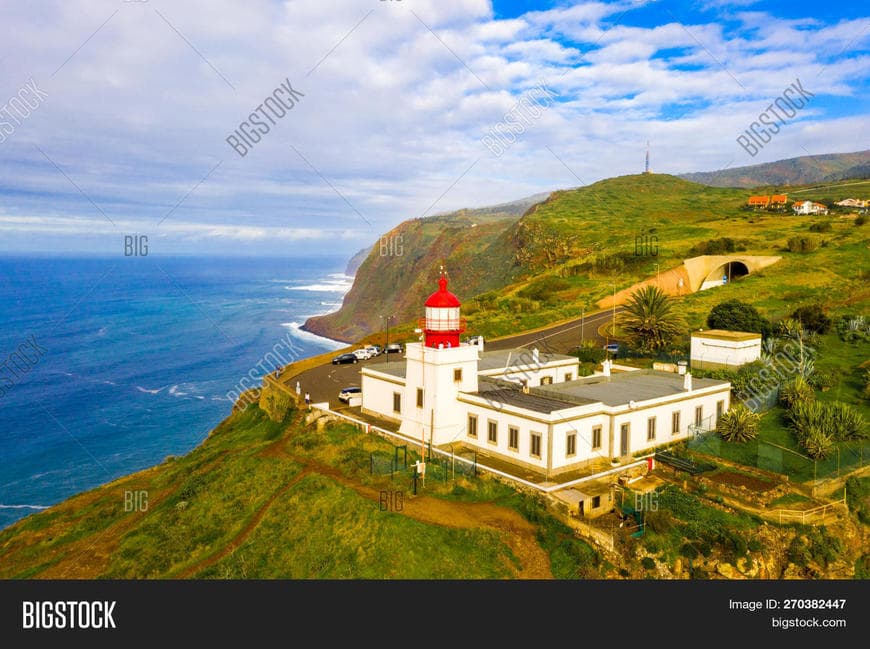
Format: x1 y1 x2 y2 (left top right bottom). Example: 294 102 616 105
695 405 703 427
592 495 601 509
716 400 724 424
454 368 462 382
647 417 656 441
564 373 572 382
467 414 477 438
416 388 424 408
508 426 519 451
592 426 602 450
672 411 680 435
392 392 401 414
487 420 498 444
566 432 576 457
540 376 553 386
530 432 542 458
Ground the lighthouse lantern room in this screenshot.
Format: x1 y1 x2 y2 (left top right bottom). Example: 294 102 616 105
422 268 465 348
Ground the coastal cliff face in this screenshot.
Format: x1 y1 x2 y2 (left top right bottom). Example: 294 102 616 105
302 195 547 342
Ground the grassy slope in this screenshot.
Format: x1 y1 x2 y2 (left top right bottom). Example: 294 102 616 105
0 403 600 579
304 174 868 344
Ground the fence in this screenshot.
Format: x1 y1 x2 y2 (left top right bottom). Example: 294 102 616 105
773 494 848 524
688 426 870 486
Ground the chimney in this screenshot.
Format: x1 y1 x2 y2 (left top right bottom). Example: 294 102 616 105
683 372 693 391
532 347 539 364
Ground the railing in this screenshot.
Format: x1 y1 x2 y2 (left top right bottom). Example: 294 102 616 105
773 495 848 524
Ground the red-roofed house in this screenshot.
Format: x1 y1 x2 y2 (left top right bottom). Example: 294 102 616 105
747 196 770 209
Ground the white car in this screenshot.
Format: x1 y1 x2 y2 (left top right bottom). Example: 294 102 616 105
364 345 381 357
353 348 373 360
338 386 362 402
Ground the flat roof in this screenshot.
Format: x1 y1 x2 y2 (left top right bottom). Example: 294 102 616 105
478 348 577 372
538 370 729 407
691 329 761 341
363 362 407 379
463 388 584 414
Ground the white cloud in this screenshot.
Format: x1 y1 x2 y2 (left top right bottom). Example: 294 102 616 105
0 0 866 253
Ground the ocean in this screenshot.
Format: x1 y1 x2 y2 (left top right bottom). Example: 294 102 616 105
0 255 351 530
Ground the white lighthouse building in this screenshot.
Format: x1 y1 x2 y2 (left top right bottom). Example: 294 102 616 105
361 270 731 478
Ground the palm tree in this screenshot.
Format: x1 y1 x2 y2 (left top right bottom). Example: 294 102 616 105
618 285 686 354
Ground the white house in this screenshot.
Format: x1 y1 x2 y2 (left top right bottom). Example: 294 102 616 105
792 200 828 215
361 272 732 478
690 329 761 371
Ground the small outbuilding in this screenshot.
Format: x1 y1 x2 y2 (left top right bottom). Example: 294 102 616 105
690 329 762 371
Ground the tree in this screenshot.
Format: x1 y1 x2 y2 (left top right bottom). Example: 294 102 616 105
706 300 771 337
618 285 686 354
716 405 760 443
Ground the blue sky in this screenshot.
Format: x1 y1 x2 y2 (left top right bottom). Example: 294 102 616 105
0 0 867 256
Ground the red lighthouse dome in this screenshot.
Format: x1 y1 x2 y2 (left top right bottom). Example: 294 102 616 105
422 271 465 348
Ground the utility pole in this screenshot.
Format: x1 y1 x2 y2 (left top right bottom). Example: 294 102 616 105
580 306 585 345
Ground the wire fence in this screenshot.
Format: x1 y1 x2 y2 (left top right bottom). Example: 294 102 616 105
688 428 870 484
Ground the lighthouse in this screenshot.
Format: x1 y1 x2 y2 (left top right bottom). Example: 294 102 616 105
398 269 479 446
422 269 465 348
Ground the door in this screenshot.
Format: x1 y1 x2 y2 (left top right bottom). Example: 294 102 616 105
578 500 584 518
620 423 629 456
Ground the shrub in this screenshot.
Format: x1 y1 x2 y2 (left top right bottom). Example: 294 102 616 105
716 404 760 443
706 300 772 337
827 402 867 441
641 557 656 570
748 539 762 552
787 235 820 253
807 367 837 391
680 543 699 560
835 314 869 343
779 376 814 409
856 214 867 226
801 427 834 460
574 340 605 363
790 304 831 334
688 237 751 256
517 276 570 302
809 221 831 232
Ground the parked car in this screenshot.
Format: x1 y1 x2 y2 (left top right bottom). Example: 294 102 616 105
332 353 359 365
466 335 484 346
365 345 381 356
338 386 362 403
353 348 373 360
384 343 403 354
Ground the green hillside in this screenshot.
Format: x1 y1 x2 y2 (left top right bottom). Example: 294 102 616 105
312 173 868 343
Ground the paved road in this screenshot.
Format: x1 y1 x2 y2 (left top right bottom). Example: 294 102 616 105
285 307 624 407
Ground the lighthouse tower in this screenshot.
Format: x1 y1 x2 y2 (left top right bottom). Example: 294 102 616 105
399 269 480 447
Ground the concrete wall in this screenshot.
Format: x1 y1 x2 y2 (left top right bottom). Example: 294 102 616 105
691 335 761 370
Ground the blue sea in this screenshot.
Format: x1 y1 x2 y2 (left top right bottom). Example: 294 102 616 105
0 255 351 530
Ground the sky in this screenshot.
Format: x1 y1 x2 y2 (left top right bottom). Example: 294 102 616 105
0 0 867 256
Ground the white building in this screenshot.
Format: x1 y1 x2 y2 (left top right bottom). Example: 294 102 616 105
792 200 828 215
690 329 761 371
361 272 732 477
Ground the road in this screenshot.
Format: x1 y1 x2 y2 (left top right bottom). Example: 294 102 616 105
284 307 624 406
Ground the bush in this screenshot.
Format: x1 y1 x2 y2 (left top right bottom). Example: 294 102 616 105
835 314 869 343
748 539 762 552
688 237 751 256
517 276 570 302
827 402 867 440
706 300 772 337
716 404 760 443
788 400 866 448
680 543 699 560
787 235 820 253
641 557 656 570
779 376 814 409
809 221 832 232
790 304 831 334
807 367 837 391
856 214 867 226
574 340 605 363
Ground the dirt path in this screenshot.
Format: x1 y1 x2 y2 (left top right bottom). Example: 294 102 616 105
179 469 312 578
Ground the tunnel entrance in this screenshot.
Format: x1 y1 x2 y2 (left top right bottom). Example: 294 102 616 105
700 261 749 290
